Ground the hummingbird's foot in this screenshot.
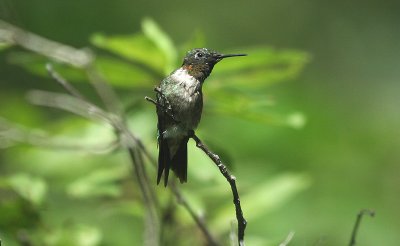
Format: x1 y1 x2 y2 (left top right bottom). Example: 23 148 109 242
187 129 195 138
144 96 158 106
154 86 162 94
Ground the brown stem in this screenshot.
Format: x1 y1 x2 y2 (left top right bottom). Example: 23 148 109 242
189 132 247 246
170 183 220 246
349 209 375 246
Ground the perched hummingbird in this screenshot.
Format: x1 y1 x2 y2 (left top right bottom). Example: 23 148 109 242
156 48 246 186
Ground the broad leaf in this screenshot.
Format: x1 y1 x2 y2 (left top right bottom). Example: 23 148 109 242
8 173 47 206
211 47 310 88
67 166 129 198
142 18 177 74
7 51 86 81
91 33 166 75
94 56 157 87
205 90 307 128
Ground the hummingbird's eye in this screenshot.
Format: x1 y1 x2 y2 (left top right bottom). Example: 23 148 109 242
195 52 204 58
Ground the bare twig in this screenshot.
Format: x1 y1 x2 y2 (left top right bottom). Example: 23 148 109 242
0 117 119 153
0 20 92 67
189 132 247 246
86 67 123 116
128 147 160 246
26 90 113 124
349 209 375 246
46 63 87 101
42 65 160 246
170 183 220 246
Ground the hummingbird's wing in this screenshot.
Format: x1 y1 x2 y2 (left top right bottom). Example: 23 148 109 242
156 93 171 186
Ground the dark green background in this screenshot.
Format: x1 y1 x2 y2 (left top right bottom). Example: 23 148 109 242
1 0 399 245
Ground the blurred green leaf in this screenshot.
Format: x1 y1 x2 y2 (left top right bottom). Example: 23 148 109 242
90 33 166 75
43 224 102 246
174 189 206 225
75 225 102 246
142 17 177 74
285 111 307 129
94 56 157 87
67 166 128 198
205 90 306 128
211 173 311 230
0 193 41 231
7 173 47 206
0 42 13 51
108 201 145 218
180 30 206 56
211 47 310 88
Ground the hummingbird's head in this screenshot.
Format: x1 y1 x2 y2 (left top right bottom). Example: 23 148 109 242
182 48 246 81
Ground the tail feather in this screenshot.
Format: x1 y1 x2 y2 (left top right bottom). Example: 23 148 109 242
157 137 189 186
157 139 170 186
171 138 189 183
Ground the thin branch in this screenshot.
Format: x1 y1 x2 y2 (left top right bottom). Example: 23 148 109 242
279 231 295 246
170 183 220 246
128 147 160 246
43 65 160 246
0 20 92 68
349 209 375 246
26 90 114 124
86 66 123 116
189 132 247 246
46 63 87 101
0 117 119 153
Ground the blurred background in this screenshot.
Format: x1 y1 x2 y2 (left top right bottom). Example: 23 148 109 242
1 0 399 245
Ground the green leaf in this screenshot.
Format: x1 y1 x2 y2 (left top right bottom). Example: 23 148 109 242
75 225 102 246
94 56 157 87
8 173 47 206
43 224 102 246
0 42 13 51
110 201 145 218
8 48 159 88
7 51 86 81
67 166 128 198
211 47 310 88
90 32 166 75
142 17 177 74
205 90 306 128
180 30 206 55
285 111 307 129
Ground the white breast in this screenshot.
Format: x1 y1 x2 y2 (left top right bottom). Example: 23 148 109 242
170 68 200 100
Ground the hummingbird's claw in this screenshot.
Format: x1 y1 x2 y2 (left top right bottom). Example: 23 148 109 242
154 86 162 93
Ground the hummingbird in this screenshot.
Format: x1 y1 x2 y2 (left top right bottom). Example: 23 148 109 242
155 48 246 186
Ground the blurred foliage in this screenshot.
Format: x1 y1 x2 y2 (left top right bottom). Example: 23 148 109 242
0 18 311 245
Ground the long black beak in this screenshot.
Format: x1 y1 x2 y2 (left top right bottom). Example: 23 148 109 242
217 53 247 59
